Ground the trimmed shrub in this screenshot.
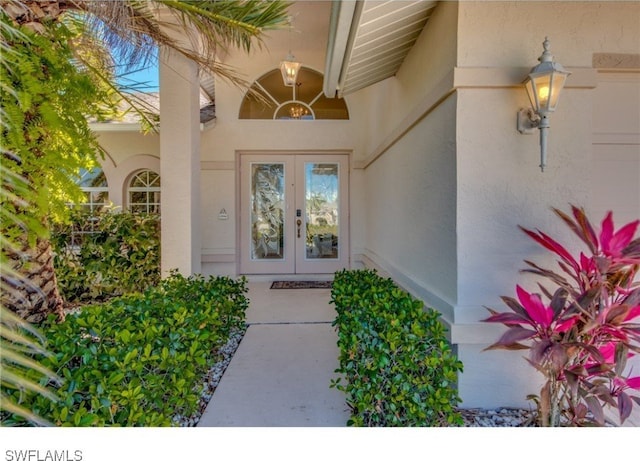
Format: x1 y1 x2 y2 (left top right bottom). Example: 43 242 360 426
0 273 248 426
330 269 463 426
51 210 160 303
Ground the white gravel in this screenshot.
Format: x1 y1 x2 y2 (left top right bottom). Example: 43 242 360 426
174 327 246 427
458 407 536 427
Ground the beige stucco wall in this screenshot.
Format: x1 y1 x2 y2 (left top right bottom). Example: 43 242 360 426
452 1 639 407
365 97 458 321
591 71 640 225
354 1 459 162
356 1 639 408
457 1 640 67
93 131 160 209
357 0 460 324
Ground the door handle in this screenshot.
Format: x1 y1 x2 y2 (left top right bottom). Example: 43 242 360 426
296 219 302 238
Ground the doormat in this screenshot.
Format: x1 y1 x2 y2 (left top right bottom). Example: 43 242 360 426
270 281 333 289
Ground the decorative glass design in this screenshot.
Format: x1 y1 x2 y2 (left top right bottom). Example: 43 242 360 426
239 67 349 120
251 163 285 260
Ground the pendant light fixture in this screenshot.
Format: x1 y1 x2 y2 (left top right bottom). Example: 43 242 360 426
280 16 301 87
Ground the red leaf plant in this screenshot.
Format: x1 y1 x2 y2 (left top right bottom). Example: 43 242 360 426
485 206 640 426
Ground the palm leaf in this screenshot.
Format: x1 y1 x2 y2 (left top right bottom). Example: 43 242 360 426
0 393 53 427
75 0 290 88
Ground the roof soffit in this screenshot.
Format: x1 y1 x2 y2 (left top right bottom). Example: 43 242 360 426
324 0 438 98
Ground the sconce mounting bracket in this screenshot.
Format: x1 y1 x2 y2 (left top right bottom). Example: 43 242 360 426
517 107 540 134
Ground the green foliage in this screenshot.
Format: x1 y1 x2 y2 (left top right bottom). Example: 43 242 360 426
0 16 117 230
51 209 161 303
0 306 62 427
330 269 463 426
0 273 249 427
0 0 286 426
1 20 62 425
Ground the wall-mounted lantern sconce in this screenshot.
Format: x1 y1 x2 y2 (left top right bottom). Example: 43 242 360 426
517 37 571 172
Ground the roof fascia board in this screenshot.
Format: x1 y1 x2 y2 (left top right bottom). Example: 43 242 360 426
323 0 358 98
90 120 216 133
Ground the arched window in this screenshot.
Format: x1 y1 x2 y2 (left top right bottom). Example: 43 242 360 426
77 167 109 213
128 170 161 213
239 67 349 120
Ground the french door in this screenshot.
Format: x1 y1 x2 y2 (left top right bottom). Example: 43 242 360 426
239 154 349 274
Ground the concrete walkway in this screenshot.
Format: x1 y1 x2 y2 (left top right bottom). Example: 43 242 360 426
196 281 640 428
197 282 350 427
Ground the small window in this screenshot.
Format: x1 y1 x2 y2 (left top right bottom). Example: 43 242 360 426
63 168 110 246
77 168 110 213
128 170 161 213
239 67 349 120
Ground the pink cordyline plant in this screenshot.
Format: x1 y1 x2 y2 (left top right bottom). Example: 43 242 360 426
485 205 640 426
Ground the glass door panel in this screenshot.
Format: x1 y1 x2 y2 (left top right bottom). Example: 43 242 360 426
240 153 348 274
251 163 285 260
240 155 294 274
304 163 339 260
295 155 349 274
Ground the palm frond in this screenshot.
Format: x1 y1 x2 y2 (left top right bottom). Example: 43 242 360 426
77 0 290 84
1 41 61 421
1 294 61 427
157 0 291 52
0 393 54 427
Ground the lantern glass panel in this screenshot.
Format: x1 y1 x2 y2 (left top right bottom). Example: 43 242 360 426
547 72 568 111
280 60 301 87
525 77 537 110
532 73 552 111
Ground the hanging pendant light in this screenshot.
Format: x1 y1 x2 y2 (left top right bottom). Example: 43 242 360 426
280 54 301 87
280 16 301 87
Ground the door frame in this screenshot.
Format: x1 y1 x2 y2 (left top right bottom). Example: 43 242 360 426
236 150 351 276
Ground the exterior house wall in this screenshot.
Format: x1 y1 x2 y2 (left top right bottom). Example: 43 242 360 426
358 0 460 323
93 131 160 210
452 0 640 407
199 1 367 275
591 71 640 225
356 1 639 408
89 1 639 410
364 97 458 323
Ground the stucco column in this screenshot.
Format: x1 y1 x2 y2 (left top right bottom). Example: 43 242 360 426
159 48 201 276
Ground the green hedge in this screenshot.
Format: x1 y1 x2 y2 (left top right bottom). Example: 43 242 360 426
51 210 160 303
330 269 463 426
0 273 248 426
